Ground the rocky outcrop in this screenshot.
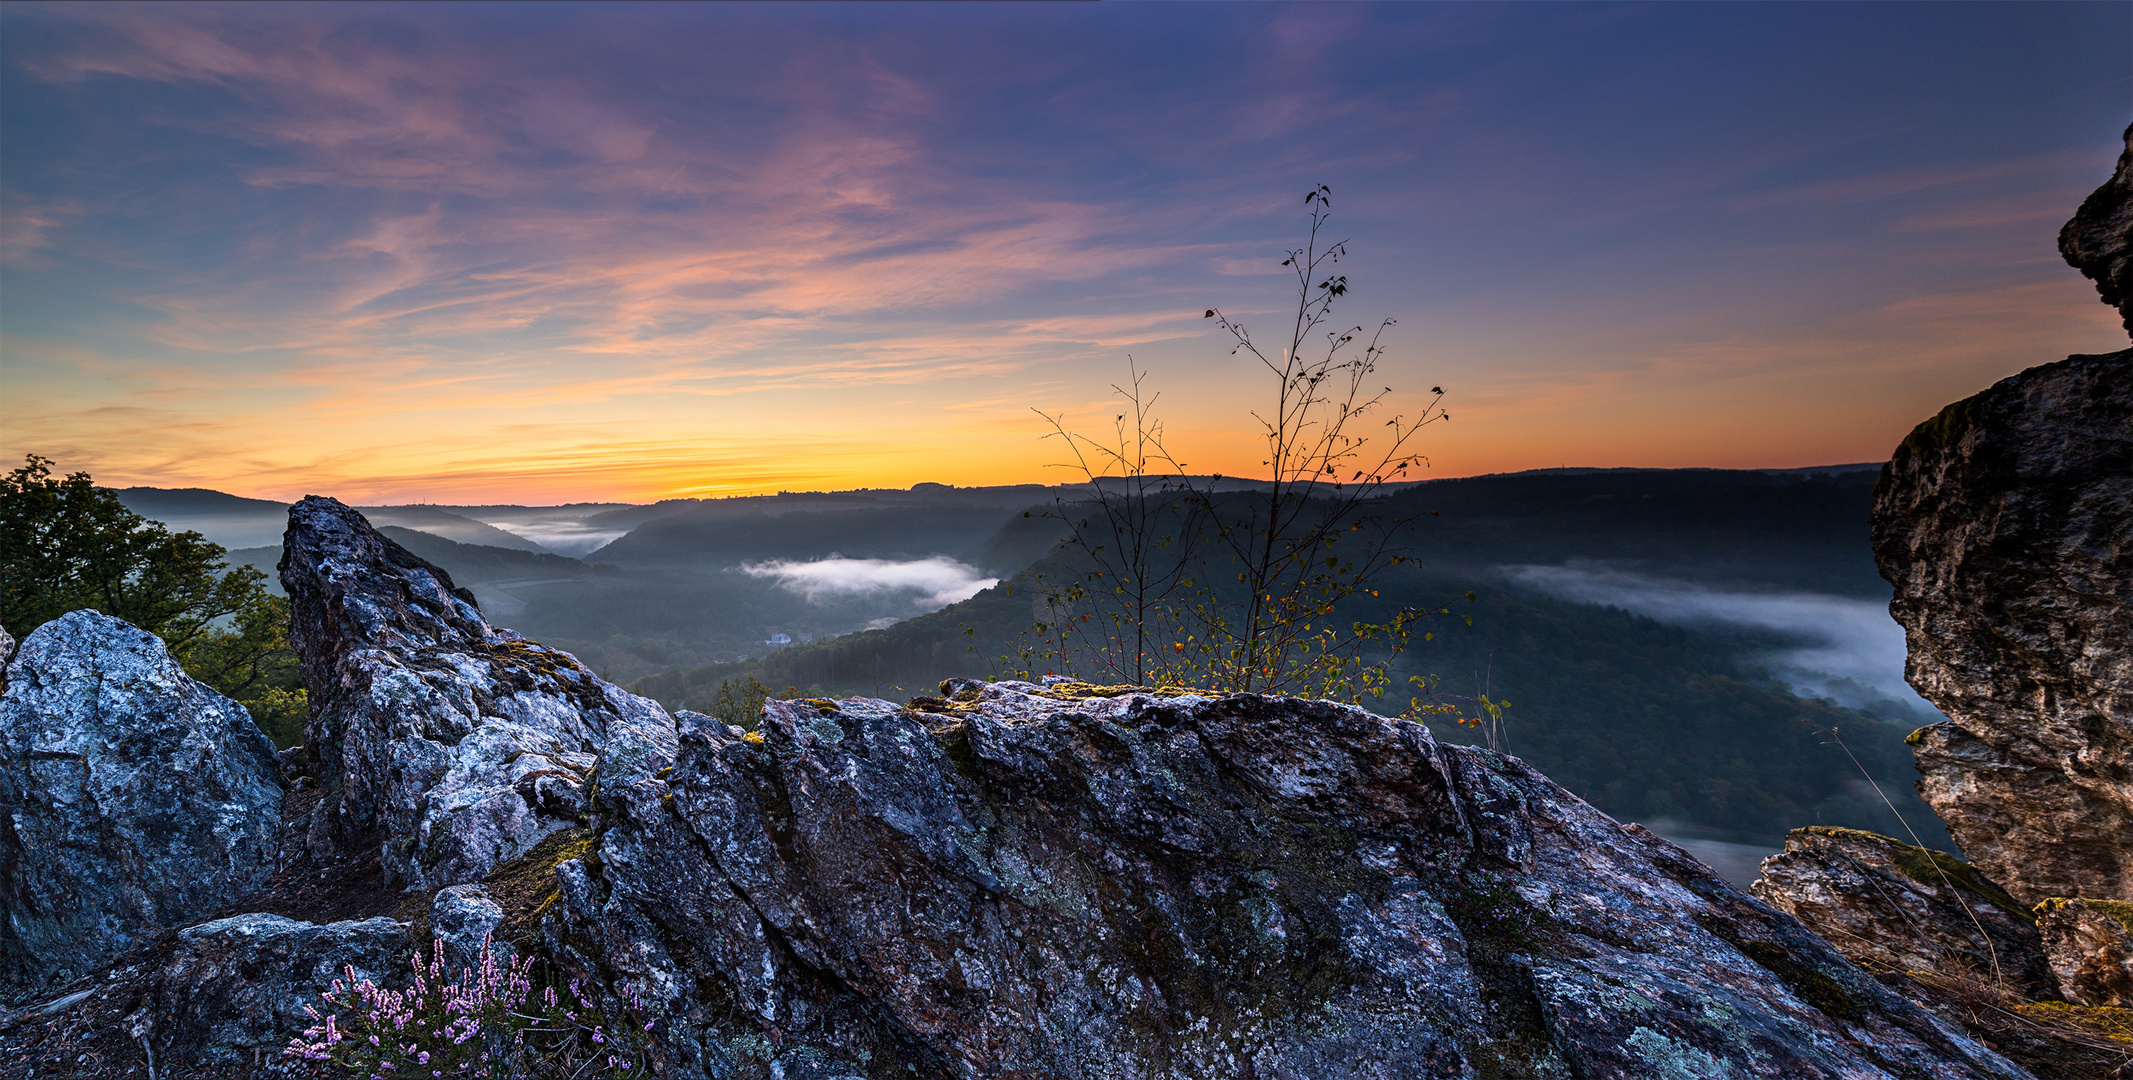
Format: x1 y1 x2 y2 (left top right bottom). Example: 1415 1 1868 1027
1869 132 2133 907
1750 827 2053 996
547 679 2024 1079
2060 123 2133 337
1871 347 2133 904
0 611 285 997
143 913 408 1066
2033 898 2133 1008
280 495 674 891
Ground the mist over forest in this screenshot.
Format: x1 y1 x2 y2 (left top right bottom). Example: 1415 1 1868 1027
116 463 1950 882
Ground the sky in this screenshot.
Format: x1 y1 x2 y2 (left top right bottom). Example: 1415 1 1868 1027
2 2 2128 505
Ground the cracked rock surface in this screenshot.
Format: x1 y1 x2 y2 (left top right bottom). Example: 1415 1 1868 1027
1872 139 2133 908
551 679 2027 1079
280 495 675 891
0 611 284 998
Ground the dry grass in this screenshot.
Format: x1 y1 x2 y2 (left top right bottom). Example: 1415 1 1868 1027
1888 963 2133 1079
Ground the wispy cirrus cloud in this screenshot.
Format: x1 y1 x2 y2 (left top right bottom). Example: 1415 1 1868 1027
8 4 1195 396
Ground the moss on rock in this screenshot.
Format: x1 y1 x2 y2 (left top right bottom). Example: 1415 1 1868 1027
1802 825 2032 924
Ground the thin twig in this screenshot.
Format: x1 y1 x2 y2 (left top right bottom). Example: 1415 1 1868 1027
1828 726 2007 989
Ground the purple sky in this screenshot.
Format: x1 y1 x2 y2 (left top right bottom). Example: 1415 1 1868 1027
3 2 2127 503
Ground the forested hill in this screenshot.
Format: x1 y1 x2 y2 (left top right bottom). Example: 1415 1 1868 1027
120 465 1927 848
633 465 1939 848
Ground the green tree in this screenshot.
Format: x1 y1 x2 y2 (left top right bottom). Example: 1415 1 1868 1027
708 673 773 730
0 455 306 745
1023 186 1460 713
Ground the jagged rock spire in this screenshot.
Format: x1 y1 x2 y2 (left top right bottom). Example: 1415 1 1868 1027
280 495 672 891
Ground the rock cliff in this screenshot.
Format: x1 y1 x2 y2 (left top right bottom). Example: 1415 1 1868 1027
0 611 284 997
1870 348 2133 905
548 680 2022 1079
2060 123 2133 337
280 495 674 891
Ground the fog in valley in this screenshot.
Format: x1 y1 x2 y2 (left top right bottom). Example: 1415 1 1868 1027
1501 562 1939 719
454 515 630 556
743 557 999 612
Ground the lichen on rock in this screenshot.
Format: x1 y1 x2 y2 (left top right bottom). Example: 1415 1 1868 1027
544 680 2024 1079
143 913 408 1067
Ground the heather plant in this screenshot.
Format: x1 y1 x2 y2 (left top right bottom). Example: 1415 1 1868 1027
284 934 653 1079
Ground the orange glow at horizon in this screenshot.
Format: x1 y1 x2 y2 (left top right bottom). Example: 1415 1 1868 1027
5 4 2128 506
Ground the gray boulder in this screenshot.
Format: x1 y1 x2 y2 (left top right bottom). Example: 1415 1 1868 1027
1750 827 2053 998
1871 347 2133 904
279 495 674 891
143 913 408 1066
552 680 2025 1079
0 611 284 997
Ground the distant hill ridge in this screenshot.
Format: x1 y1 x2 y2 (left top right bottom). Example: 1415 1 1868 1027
121 465 1894 597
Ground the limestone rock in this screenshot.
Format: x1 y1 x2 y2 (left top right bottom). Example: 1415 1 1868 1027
0 611 284 996
1872 348 2133 904
551 680 2024 1079
2034 898 2133 1007
2060 123 2133 339
430 884 510 979
143 913 408 1066
1751 827 2053 997
279 495 674 891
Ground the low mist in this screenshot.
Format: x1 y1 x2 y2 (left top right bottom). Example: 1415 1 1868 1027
744 556 998 612
475 520 629 556
1501 563 1939 716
